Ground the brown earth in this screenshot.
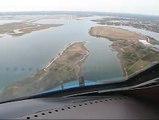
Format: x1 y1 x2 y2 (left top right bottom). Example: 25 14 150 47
89 26 146 41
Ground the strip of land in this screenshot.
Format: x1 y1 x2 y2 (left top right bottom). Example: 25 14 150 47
0 42 89 101
89 26 146 41
0 22 63 37
89 26 159 78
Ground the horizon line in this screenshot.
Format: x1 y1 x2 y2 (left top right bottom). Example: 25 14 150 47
0 10 158 17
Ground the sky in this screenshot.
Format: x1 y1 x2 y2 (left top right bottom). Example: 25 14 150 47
0 0 158 15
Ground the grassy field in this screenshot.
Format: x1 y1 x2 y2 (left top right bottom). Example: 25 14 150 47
89 26 146 41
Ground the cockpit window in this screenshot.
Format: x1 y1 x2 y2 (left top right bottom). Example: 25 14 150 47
0 0 159 103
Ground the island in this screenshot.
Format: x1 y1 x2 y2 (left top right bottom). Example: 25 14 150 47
0 41 89 101
89 26 159 78
0 22 63 37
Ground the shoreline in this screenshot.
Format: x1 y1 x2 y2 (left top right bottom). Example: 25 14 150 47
89 26 159 77
44 41 87 71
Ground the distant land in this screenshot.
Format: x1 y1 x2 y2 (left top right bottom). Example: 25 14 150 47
0 11 159 19
0 22 63 37
92 16 159 33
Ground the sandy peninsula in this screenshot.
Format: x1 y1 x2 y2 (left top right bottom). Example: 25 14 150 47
0 42 89 101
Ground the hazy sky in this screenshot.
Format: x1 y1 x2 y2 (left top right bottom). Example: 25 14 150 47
0 0 158 15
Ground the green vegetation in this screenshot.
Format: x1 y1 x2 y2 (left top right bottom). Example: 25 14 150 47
121 46 159 75
123 51 138 62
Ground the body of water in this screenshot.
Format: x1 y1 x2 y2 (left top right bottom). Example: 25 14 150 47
1 15 158 92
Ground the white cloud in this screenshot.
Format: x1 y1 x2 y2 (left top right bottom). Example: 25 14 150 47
0 0 158 15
